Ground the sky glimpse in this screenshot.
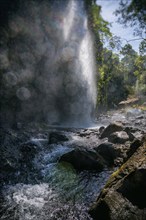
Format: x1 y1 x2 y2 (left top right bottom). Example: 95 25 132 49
97 0 142 52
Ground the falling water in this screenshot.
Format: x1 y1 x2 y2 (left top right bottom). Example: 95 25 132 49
39 0 97 126
0 0 96 127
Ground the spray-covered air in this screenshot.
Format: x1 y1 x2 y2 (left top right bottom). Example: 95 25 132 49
0 0 96 127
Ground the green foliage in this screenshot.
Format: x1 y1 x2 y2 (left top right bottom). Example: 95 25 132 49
120 44 146 98
139 40 146 55
84 0 96 7
108 36 122 51
86 1 146 110
134 55 146 96
85 1 131 108
120 44 137 56
97 48 128 108
114 0 146 68
114 0 146 37
119 44 137 90
85 1 112 64
90 4 112 39
96 42 146 109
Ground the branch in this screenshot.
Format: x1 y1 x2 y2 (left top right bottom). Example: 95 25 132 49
127 38 145 42
119 37 145 44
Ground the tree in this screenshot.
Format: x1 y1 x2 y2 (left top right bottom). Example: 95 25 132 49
85 1 130 108
119 43 146 98
114 0 146 38
139 40 146 55
85 1 112 64
97 48 128 108
134 55 146 97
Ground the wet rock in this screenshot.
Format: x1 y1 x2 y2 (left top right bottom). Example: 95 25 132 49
48 131 69 144
77 129 98 138
126 139 143 159
0 159 19 185
1 158 18 172
119 98 139 107
124 126 145 141
94 142 117 166
19 141 40 172
20 141 40 157
89 141 146 220
99 126 105 134
78 131 90 137
136 115 144 119
100 122 123 139
133 131 145 140
0 128 23 182
59 149 106 171
123 127 135 141
117 169 146 209
108 131 129 144
126 108 142 117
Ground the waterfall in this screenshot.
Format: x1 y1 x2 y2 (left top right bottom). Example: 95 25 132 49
45 0 97 126
1 0 96 127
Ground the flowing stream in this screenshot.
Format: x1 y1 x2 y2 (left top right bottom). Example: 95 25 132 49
1 131 112 220
1 106 146 219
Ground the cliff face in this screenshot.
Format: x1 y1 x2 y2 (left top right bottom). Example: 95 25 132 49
89 138 146 220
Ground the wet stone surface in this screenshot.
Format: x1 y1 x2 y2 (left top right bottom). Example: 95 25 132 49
0 108 146 219
0 126 113 220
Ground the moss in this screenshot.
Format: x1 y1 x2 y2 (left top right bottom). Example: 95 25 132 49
102 141 146 192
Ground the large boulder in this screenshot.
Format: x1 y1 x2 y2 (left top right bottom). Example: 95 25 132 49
124 126 145 141
48 131 69 144
89 140 146 220
59 149 106 171
20 141 40 160
126 139 143 159
108 131 129 144
94 142 118 166
123 127 135 141
99 126 105 134
100 122 124 139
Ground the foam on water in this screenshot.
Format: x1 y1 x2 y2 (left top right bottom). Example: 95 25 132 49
1 133 113 220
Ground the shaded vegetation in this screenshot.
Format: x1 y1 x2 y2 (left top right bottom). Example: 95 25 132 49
87 0 146 109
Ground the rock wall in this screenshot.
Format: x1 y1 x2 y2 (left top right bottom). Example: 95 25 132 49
89 139 146 220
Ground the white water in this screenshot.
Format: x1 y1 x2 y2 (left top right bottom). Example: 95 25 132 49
62 0 97 125
1 133 113 220
48 0 97 126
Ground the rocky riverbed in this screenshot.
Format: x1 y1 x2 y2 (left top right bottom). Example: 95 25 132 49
0 107 146 219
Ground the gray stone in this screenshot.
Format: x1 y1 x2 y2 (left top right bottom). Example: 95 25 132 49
59 149 106 171
100 122 124 139
89 141 146 220
99 126 105 134
94 142 117 166
108 131 129 144
48 131 69 144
